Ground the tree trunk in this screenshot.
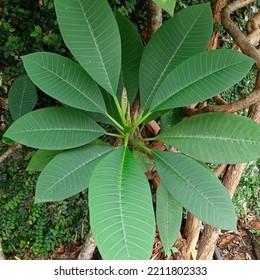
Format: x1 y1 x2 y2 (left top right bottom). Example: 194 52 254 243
77 230 96 260
147 0 162 39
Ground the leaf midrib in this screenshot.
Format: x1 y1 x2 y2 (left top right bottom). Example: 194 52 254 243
78 0 114 94
118 147 131 258
9 128 102 134
161 134 260 145
18 77 29 119
143 6 206 109
41 147 111 198
29 59 105 113
152 59 249 111
154 152 216 210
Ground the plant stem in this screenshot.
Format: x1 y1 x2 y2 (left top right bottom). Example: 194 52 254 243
136 142 152 155
105 113 125 132
113 95 127 126
132 111 152 131
140 137 156 142
124 132 130 147
106 132 125 139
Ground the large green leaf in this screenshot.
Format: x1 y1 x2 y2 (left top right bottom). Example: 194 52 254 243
8 75 37 121
152 0 176 16
55 0 121 95
22 53 106 113
3 107 105 150
160 108 183 133
27 150 63 172
139 3 212 110
35 143 114 202
156 184 182 257
157 113 260 164
89 146 155 260
150 50 255 112
153 151 237 231
115 12 143 104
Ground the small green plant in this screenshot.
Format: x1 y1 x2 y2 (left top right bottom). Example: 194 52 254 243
0 147 89 258
3 0 260 260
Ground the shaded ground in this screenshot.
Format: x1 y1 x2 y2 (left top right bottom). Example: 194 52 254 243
217 216 260 260
48 217 259 260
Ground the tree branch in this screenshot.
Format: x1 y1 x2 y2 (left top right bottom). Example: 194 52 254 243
0 143 22 164
221 0 260 67
183 88 260 116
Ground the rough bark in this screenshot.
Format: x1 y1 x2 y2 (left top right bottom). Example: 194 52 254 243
184 214 202 258
147 0 162 39
222 0 260 67
77 230 96 260
183 88 260 116
208 0 229 50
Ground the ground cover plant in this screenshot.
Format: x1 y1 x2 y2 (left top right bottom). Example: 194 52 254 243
3 0 260 260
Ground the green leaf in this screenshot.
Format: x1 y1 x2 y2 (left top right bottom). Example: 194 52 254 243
8 75 37 121
152 0 176 16
115 12 143 104
157 113 260 164
22 53 106 113
153 151 237 231
160 107 183 133
27 150 63 172
55 0 121 95
4 107 105 150
35 144 114 202
89 146 155 260
140 3 212 110
101 88 122 125
150 50 255 112
132 150 153 173
156 183 182 257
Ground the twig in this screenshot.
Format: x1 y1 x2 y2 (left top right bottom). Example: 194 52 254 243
183 88 260 116
0 143 22 164
221 0 260 67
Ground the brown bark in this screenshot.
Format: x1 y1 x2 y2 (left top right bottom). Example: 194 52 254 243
77 230 96 260
184 214 202 258
208 0 229 50
221 0 260 67
184 89 260 116
147 0 162 40
0 143 22 163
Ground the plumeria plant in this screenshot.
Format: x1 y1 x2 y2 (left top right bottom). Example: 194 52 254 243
3 0 260 259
